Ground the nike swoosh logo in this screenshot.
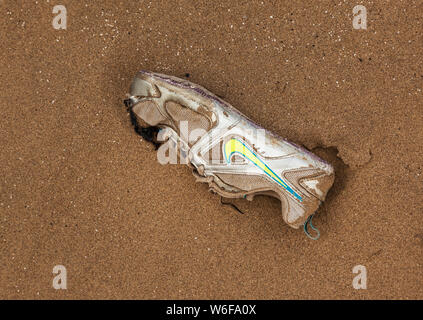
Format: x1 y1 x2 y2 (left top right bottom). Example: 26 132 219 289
224 138 302 201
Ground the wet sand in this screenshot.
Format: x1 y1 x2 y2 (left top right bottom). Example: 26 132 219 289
0 0 422 299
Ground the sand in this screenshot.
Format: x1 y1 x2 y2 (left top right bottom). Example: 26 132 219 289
0 0 422 299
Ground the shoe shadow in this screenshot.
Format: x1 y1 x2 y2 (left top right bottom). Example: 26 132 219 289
310 146 348 232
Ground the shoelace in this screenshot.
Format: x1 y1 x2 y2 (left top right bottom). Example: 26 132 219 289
304 214 320 240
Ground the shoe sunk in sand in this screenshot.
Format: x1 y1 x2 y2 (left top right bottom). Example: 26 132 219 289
124 71 334 232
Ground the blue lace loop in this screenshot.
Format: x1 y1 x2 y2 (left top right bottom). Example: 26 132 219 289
304 214 320 240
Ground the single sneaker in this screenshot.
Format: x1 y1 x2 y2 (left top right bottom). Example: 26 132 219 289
124 71 334 230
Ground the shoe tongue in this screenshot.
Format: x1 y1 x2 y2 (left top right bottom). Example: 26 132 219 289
130 76 161 98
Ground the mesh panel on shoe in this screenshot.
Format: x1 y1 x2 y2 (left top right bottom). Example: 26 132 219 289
284 168 333 201
165 101 211 145
283 168 319 198
300 172 334 201
206 141 224 164
132 100 166 126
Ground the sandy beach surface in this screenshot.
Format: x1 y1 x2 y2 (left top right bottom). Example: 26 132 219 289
1 0 422 299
